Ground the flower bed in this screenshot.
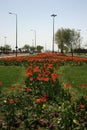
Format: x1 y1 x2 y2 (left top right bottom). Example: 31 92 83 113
1 52 87 66
0 53 87 129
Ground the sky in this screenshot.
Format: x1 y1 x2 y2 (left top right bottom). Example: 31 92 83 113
0 0 87 51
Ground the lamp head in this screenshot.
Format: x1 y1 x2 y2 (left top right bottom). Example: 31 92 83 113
9 12 12 14
51 14 57 17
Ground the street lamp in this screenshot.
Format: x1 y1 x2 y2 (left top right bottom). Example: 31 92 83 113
9 12 18 57
51 14 57 52
4 36 7 45
31 29 36 47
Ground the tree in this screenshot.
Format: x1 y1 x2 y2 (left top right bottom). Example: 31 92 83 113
55 28 81 53
55 28 64 53
29 46 36 53
0 46 3 53
22 44 30 52
36 45 43 52
0 44 11 54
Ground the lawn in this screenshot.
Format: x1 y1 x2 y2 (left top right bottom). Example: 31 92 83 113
0 66 26 91
0 64 87 99
58 64 87 99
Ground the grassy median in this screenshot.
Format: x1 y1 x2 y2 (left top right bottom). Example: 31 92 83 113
0 66 26 90
58 64 87 99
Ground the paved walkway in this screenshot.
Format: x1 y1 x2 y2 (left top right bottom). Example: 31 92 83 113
0 53 29 58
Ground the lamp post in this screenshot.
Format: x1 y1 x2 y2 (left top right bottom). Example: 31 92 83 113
9 12 18 57
51 14 57 52
4 36 7 45
31 29 36 47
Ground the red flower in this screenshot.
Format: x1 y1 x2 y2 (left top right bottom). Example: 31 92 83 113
0 82 2 86
9 99 14 104
43 77 49 82
18 85 22 90
35 96 47 103
10 85 15 90
30 77 33 81
35 99 41 103
26 87 31 92
65 83 71 89
81 83 86 88
40 96 47 102
33 67 40 73
80 104 85 109
37 74 43 81
26 71 32 77
51 73 58 82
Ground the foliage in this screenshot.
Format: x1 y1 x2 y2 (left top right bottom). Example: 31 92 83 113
0 53 87 129
36 45 43 52
29 46 36 53
0 44 11 53
0 63 72 129
1 53 87 66
55 28 81 53
22 44 30 52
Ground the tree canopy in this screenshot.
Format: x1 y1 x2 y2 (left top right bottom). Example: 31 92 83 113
55 28 81 53
36 45 43 52
0 44 11 53
22 44 30 52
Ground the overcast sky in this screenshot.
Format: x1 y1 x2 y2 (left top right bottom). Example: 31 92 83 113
0 0 87 51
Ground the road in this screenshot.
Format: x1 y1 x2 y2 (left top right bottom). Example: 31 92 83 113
0 53 29 58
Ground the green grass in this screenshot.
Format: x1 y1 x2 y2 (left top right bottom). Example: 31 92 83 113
0 66 26 90
0 64 87 99
58 64 87 99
